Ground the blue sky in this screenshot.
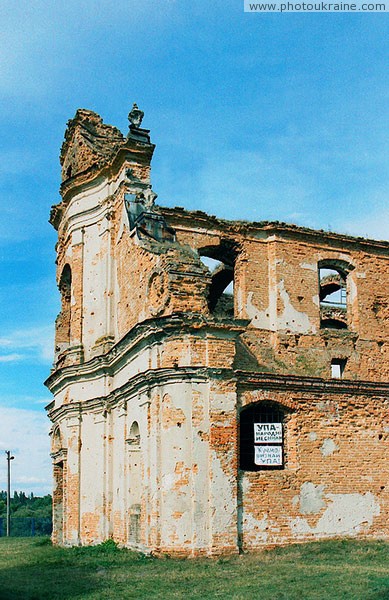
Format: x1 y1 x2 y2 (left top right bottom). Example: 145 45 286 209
0 0 388 494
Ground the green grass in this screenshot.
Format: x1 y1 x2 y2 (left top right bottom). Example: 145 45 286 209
0 537 389 599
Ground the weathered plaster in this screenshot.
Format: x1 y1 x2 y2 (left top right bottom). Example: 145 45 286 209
290 492 380 537
321 438 338 456
278 280 315 334
210 452 236 536
298 482 326 514
246 291 271 330
47 108 389 555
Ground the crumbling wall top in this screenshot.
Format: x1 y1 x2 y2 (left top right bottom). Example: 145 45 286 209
159 206 389 252
60 109 125 182
50 107 156 230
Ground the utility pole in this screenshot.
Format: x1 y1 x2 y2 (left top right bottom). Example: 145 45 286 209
5 451 14 537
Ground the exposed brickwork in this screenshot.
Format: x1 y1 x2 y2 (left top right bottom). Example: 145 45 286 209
52 461 65 545
239 388 389 548
60 109 125 182
47 108 389 555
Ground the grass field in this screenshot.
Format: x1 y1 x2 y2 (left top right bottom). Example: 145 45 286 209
0 537 389 599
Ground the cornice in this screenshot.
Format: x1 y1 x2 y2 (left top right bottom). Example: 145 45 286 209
45 314 248 395
51 449 68 464
46 364 389 424
50 141 155 231
58 193 116 242
46 366 218 421
45 311 388 400
59 143 153 204
236 370 389 397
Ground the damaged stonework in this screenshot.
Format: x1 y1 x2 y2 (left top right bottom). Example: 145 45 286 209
298 482 327 514
290 485 380 537
320 438 338 456
46 107 389 555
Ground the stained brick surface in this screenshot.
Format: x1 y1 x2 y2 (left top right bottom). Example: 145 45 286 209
46 109 388 555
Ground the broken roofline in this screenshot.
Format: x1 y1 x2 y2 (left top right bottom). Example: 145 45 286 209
54 108 388 250
159 205 389 251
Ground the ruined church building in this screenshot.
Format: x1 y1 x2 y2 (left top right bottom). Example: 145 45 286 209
46 106 389 555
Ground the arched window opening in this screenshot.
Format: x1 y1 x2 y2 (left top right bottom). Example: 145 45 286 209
60 264 71 303
199 242 237 318
53 460 65 544
127 421 141 545
318 260 353 330
321 318 347 330
128 421 140 446
51 426 63 454
55 264 72 357
240 402 286 471
319 268 346 306
51 425 66 545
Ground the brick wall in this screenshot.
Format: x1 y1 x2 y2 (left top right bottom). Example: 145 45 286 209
47 109 389 555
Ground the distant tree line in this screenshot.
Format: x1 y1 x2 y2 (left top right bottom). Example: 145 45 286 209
0 491 52 519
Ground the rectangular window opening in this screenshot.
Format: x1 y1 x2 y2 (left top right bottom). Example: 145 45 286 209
331 359 347 379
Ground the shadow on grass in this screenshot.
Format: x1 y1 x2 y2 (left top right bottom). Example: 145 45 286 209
1 537 389 600
0 562 114 600
0 564 98 600
0 538 143 600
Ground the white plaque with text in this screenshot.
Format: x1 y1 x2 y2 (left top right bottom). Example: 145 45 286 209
254 423 282 443
254 445 283 466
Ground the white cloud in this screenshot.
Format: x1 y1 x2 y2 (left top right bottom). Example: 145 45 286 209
0 325 54 364
0 0 176 103
0 394 52 409
0 407 51 495
0 354 24 363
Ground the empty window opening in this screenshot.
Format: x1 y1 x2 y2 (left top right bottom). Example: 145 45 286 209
319 268 346 307
200 256 220 272
127 421 141 545
199 243 237 318
331 358 347 379
128 421 140 446
51 426 64 454
240 402 286 471
53 460 65 544
318 261 353 330
321 318 347 330
55 264 72 356
208 265 234 315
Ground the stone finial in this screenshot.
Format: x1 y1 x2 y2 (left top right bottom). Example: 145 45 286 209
143 186 158 210
128 103 144 129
